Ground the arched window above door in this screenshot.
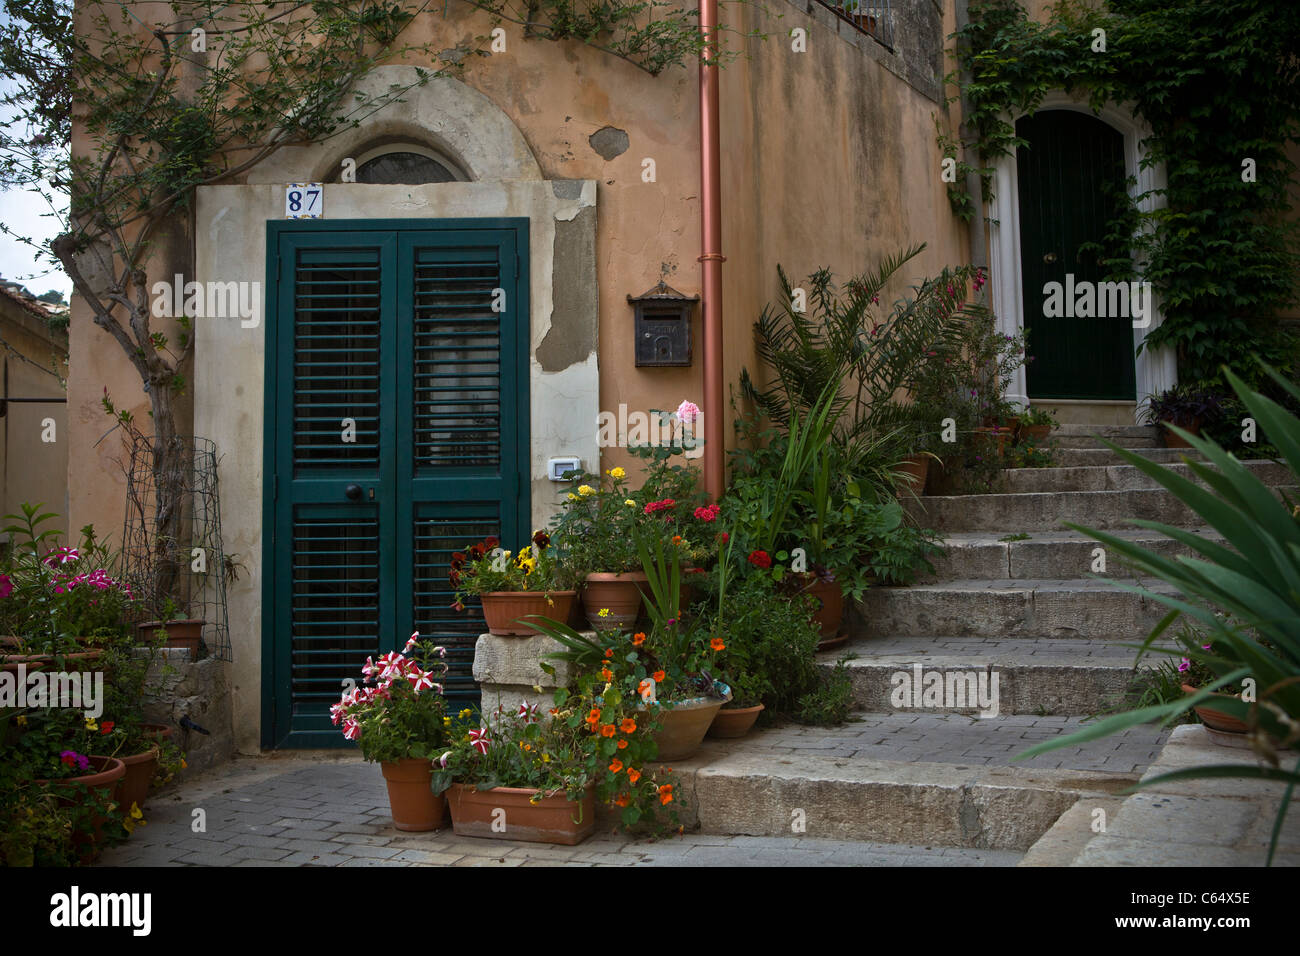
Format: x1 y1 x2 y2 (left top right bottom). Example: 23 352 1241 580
342 144 469 184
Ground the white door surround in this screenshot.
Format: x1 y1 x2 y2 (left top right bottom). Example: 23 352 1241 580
987 91 1177 421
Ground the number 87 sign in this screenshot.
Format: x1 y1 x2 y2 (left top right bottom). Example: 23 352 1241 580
285 183 323 219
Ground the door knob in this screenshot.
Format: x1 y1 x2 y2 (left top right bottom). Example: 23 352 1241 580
1043 252 1059 264
344 483 363 501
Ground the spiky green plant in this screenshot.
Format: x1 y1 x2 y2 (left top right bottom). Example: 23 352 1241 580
1017 365 1300 864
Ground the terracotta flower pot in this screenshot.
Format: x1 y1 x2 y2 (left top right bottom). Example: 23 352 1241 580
1182 683 1249 734
479 590 577 636
117 744 161 816
894 455 930 497
136 619 205 657
37 755 126 854
648 687 732 760
707 703 764 739
379 758 447 832
447 782 595 845
581 572 649 629
802 576 844 639
1162 419 1201 448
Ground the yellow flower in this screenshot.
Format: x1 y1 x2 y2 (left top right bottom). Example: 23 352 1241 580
597 607 611 618
542 753 551 763
130 802 144 821
624 499 636 507
443 717 452 726
84 718 98 731
460 708 472 718
567 493 578 501
577 484 596 497
14 715 26 726
609 467 626 479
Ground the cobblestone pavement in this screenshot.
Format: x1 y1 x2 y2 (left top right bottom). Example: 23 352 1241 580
731 713 1169 774
94 756 1023 867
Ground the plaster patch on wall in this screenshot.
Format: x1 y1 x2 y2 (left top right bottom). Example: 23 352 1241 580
537 205 597 373
551 179 585 199
588 126 630 160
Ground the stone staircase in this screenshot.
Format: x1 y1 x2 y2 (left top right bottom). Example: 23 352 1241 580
669 425 1293 858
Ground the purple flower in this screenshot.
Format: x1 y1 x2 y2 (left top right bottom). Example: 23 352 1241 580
1177 658 1190 673
0 574 11 599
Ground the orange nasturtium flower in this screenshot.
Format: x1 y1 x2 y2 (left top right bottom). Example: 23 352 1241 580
585 708 601 727
710 637 726 652
600 724 617 738
652 670 666 683
604 648 614 659
627 768 641 784
637 679 652 695
609 758 624 773
672 535 682 545
632 632 646 646
617 739 628 750
614 793 630 807
658 783 674 805
600 667 614 682
619 717 637 734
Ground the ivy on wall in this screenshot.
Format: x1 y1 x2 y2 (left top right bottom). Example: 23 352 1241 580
943 0 1300 387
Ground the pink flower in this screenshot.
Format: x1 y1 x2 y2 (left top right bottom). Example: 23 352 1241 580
694 504 720 522
1177 658 1190 673
377 652 406 681
341 719 360 741
408 669 438 694
404 631 420 653
42 547 79 567
0 574 13 599
644 498 676 515
675 400 700 424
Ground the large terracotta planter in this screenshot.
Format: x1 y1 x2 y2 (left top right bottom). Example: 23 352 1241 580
581 572 648 629
37 755 126 854
479 591 577 636
117 744 161 815
379 758 447 831
707 703 764 739
137 619 205 657
802 576 844 639
447 782 595 845
1182 683 1249 734
894 455 930 497
648 686 732 761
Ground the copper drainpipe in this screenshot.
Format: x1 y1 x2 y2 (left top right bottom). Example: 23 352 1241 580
698 0 725 502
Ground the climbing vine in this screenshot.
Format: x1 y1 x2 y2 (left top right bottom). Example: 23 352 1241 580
943 0 1300 387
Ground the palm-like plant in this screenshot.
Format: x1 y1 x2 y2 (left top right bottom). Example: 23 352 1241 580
741 243 984 486
1018 365 1300 864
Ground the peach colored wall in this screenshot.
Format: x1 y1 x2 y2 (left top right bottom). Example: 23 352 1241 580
719 1 971 429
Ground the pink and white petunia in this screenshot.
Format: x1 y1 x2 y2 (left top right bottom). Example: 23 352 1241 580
404 631 420 653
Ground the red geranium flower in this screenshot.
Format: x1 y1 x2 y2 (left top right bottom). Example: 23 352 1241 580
748 550 772 569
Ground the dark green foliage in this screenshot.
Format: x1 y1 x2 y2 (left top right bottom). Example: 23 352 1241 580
947 0 1300 386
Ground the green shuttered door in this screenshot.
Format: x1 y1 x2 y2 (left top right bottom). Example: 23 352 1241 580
263 219 530 748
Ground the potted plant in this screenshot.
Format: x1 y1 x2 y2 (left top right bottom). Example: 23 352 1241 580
1175 639 1252 735
1144 385 1223 447
331 632 454 831
7 706 129 858
0 505 133 669
1017 405 1058 442
449 531 576 636
439 703 598 845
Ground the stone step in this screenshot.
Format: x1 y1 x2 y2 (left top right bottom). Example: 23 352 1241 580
674 713 1163 849
857 578 1178 640
1053 446 1206 468
904 486 1297 532
1050 424 1162 449
924 529 1225 581
1002 460 1288 494
818 635 1171 715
